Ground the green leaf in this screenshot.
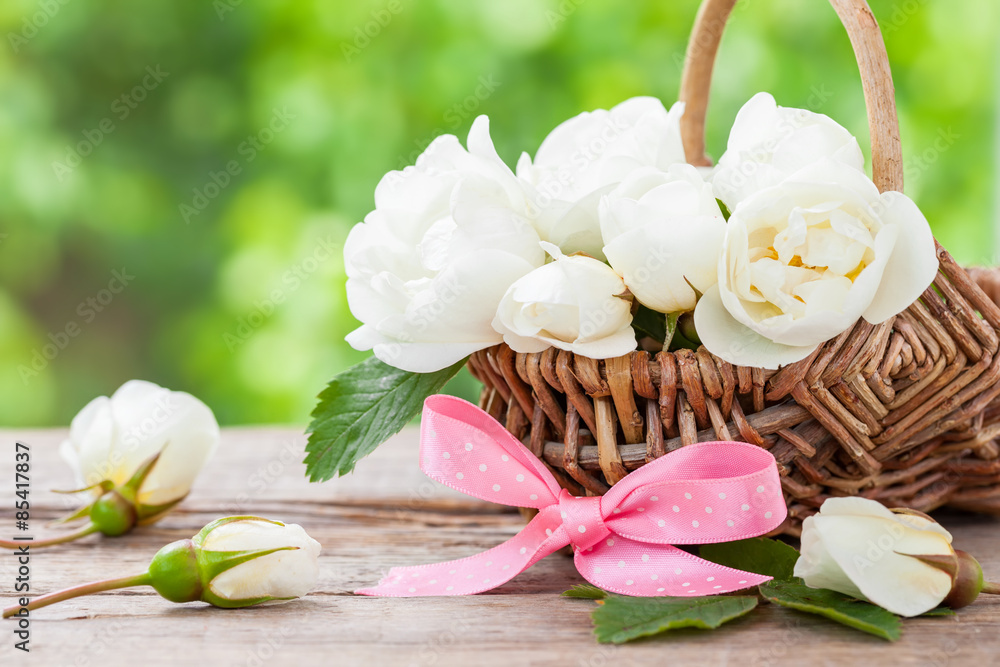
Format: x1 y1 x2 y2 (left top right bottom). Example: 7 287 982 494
759 580 902 641
921 606 956 617
304 356 466 481
717 198 732 221
592 595 758 644
632 305 667 344
562 584 607 600
699 538 801 582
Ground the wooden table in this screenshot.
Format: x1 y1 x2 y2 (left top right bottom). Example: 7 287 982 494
1 427 999 666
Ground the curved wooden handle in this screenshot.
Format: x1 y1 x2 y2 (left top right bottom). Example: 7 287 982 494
679 0 903 193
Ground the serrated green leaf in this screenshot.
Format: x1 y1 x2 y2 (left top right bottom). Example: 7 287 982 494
562 584 607 600
304 356 465 481
759 580 901 641
699 538 801 582
592 595 758 644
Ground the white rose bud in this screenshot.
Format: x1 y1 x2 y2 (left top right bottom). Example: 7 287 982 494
600 164 726 314
694 160 938 369
492 242 636 359
344 116 544 373
711 92 865 209
186 517 321 605
794 498 963 617
517 97 687 259
4 380 221 547
60 380 219 508
3 517 322 617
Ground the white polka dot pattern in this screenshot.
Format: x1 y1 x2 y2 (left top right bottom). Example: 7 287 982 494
355 398 786 598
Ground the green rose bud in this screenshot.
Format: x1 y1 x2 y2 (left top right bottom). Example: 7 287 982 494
147 516 322 608
2 516 321 619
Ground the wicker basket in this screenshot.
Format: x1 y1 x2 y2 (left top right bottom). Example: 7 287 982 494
468 0 1000 535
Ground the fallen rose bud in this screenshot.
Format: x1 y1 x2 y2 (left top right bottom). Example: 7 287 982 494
150 516 321 607
794 498 1000 616
1 517 321 618
1 380 219 549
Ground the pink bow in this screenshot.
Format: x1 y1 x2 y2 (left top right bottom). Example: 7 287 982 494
356 395 787 597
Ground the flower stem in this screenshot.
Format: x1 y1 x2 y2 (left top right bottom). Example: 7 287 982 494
0 523 99 549
2 572 152 619
981 581 1000 595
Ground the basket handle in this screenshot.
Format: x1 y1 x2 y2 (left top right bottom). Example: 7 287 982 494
678 0 903 193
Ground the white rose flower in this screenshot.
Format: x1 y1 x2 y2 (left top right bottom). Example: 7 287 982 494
492 242 636 358
199 518 321 603
711 92 865 209
344 116 544 373
517 97 687 258
59 380 219 508
600 164 726 314
693 160 939 369
794 498 955 617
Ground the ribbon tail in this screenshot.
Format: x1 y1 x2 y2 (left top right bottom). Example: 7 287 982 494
575 535 771 597
355 506 567 597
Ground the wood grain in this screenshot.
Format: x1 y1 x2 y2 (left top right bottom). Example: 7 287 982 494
1 427 999 666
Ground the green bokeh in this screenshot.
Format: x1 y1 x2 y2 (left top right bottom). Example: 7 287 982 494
0 0 996 426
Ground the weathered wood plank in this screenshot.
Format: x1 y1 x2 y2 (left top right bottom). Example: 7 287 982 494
0 428 999 666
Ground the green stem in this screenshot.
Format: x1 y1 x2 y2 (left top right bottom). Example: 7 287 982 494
981 581 1000 595
0 523 99 549
2 572 152 619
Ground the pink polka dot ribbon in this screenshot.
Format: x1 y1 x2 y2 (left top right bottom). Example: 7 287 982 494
355 395 787 598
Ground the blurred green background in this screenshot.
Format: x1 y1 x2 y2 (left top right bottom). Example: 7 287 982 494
0 0 996 427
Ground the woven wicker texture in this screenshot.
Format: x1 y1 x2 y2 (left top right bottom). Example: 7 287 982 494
468 0 1000 534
